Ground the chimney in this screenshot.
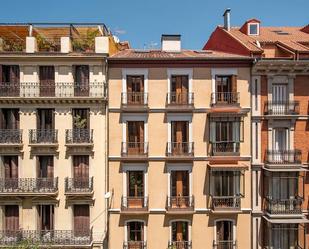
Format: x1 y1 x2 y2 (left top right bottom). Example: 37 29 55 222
223 8 231 31
161 34 181 52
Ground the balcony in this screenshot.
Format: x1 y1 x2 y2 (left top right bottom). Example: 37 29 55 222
168 241 192 249
0 130 22 144
121 142 148 160
123 241 147 249
0 82 105 99
65 177 93 196
121 93 148 112
166 92 194 112
265 150 302 168
0 178 58 196
29 129 58 145
210 141 240 156
211 92 240 106
166 196 194 213
121 196 149 213
0 229 92 247
264 101 300 116
166 142 194 159
211 196 241 212
65 129 93 144
213 240 237 249
264 197 303 215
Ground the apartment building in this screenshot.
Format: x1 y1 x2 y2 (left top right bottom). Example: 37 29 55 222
0 23 122 248
204 9 309 249
108 35 253 249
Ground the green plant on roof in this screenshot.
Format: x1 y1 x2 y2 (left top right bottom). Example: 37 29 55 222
72 29 99 52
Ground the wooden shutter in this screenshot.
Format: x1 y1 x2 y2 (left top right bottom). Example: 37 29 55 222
231 75 237 93
127 76 133 93
10 66 20 84
74 205 90 235
0 109 4 129
73 156 89 178
5 205 19 231
39 66 55 97
176 222 183 241
176 171 184 196
4 156 18 179
47 157 54 178
8 109 19 129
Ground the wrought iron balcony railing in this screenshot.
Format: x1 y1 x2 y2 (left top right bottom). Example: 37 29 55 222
121 196 149 211
0 178 58 194
211 92 239 105
265 150 302 165
0 83 20 96
29 129 58 144
121 92 148 107
0 229 92 246
168 241 192 249
167 92 194 106
211 196 241 210
65 129 93 144
65 177 93 194
265 197 303 215
0 82 105 98
211 141 240 156
213 240 237 249
0 129 22 144
166 142 194 157
123 241 147 249
264 101 300 115
121 142 148 157
167 196 194 211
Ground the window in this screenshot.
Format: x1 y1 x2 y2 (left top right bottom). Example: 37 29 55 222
0 109 19 129
73 65 89 96
74 205 90 236
212 171 244 197
37 109 54 130
72 109 90 130
128 171 144 197
216 220 234 247
248 23 259 35
171 221 189 242
39 66 55 97
209 117 244 154
5 205 19 231
215 75 237 104
170 75 189 104
126 75 145 105
37 205 54 231
127 221 144 242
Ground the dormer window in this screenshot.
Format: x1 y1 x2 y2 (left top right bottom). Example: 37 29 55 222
248 23 259 36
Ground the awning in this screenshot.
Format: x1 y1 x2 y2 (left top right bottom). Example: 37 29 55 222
263 167 307 172
208 163 249 171
263 216 309 224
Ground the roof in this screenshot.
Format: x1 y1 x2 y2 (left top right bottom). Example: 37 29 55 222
110 49 251 60
227 26 309 53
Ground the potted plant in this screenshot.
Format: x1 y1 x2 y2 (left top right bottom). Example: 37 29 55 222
73 114 88 142
72 29 99 52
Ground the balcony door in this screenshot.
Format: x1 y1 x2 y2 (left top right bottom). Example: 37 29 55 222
37 205 54 231
73 155 89 189
37 156 54 189
128 171 144 208
127 221 144 249
0 109 19 129
5 205 19 232
127 75 144 105
3 156 18 189
171 75 188 104
271 224 298 249
74 65 89 96
127 121 144 155
171 221 189 246
39 66 55 97
171 121 189 155
216 220 233 249
37 109 54 130
74 205 90 236
273 128 289 163
171 171 189 208
73 109 89 130
0 65 20 96
215 75 237 103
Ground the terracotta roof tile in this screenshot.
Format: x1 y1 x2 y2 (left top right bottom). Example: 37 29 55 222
226 26 309 53
110 49 250 59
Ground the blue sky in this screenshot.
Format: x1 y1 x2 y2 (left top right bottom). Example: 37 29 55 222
1 0 308 49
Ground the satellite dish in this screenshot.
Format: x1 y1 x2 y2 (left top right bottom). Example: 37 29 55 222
104 192 111 199
113 35 120 43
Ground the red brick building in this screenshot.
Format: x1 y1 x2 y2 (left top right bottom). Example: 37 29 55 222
204 9 309 249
